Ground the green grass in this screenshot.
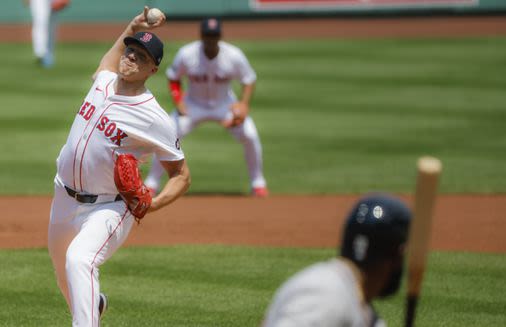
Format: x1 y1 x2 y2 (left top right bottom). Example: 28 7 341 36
0 246 504 326
1 38 506 194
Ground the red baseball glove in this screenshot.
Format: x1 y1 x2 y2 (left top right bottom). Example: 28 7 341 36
51 0 70 12
114 154 152 221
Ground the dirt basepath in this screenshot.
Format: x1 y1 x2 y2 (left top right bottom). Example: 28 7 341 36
1 16 506 42
1 195 505 253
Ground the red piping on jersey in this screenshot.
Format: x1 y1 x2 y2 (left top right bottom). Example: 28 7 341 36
90 207 129 326
78 96 155 191
72 78 115 190
105 79 113 99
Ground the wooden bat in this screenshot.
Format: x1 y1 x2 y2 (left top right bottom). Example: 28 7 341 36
405 156 442 327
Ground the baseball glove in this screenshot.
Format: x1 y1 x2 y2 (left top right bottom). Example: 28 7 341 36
114 154 152 221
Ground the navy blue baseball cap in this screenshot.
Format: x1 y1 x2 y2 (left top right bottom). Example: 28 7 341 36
201 18 221 36
124 31 164 66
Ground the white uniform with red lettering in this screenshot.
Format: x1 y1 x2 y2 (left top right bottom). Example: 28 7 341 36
144 40 267 192
263 258 386 327
48 70 183 326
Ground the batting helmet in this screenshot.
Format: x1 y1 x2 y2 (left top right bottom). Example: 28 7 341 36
341 194 412 268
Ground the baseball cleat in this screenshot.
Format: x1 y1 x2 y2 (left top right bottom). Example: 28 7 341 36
36 54 54 69
99 293 108 318
252 186 269 198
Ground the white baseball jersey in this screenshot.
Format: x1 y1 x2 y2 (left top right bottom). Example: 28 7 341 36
55 70 184 195
166 40 256 109
263 258 385 327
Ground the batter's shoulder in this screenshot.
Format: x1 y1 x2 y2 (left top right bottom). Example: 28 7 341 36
265 261 354 327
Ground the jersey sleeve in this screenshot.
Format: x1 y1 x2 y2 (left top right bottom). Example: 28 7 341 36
95 70 116 82
112 100 184 162
233 48 257 85
82 70 116 104
150 111 184 162
92 70 117 89
166 48 186 81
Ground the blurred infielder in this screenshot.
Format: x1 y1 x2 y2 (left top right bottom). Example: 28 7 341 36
48 7 190 326
28 0 70 68
263 194 412 327
144 18 268 197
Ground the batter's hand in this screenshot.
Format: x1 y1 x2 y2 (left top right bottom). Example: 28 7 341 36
130 6 166 33
222 102 249 128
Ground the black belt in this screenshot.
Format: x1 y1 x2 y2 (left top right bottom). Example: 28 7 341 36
65 186 122 204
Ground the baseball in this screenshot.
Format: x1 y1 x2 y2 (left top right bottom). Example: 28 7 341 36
147 8 164 25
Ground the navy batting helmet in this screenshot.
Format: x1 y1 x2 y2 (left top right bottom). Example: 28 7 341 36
341 194 412 268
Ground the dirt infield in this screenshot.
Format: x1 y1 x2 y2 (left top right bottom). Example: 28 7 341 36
1 195 505 253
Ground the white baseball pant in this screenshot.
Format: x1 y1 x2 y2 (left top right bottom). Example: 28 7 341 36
48 183 134 326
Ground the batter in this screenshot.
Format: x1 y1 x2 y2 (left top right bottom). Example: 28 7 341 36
48 8 190 326
263 194 412 327
264 258 381 327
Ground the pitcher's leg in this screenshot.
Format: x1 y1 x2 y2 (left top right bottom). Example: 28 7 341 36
66 203 133 326
48 222 75 312
48 184 80 312
229 117 267 191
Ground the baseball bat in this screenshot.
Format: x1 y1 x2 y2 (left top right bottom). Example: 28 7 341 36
405 156 442 327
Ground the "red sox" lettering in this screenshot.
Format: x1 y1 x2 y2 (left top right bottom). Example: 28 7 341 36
78 101 95 120
188 74 230 83
97 116 128 146
78 101 128 146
